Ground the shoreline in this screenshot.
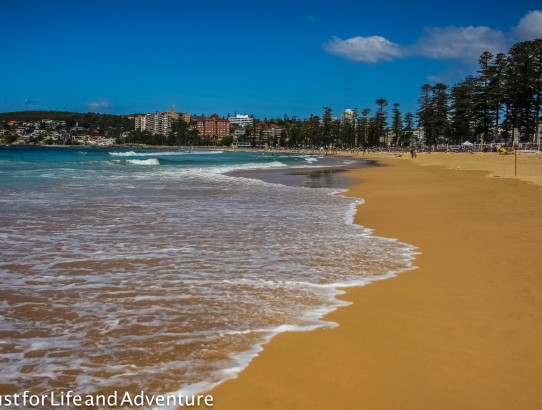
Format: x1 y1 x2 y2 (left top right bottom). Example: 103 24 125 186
0 147 410 401
208 153 542 409
225 155 378 189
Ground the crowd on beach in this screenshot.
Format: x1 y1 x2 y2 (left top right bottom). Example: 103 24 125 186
236 142 540 159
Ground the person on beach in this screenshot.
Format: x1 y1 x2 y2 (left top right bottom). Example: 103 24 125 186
410 148 417 158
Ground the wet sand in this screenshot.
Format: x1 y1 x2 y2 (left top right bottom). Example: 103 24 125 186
209 153 542 409
226 156 376 189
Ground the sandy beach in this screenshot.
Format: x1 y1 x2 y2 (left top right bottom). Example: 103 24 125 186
209 152 542 409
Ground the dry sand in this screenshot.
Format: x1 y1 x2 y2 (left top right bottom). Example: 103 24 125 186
208 152 542 409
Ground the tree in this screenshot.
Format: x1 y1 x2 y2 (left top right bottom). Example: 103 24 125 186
506 40 541 142
321 107 333 147
357 109 371 147
431 83 449 144
417 84 433 145
341 108 357 148
403 112 415 146
450 76 477 144
219 135 234 146
375 99 388 146
417 84 449 145
168 118 200 146
490 53 508 142
531 40 542 146
391 103 403 146
2 133 19 144
474 51 495 144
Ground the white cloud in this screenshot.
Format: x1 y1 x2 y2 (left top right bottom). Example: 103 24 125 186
511 10 542 41
86 101 112 112
324 10 541 65
413 26 507 62
322 35 402 63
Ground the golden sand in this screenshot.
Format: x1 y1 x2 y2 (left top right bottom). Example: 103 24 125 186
208 152 542 409
368 150 542 188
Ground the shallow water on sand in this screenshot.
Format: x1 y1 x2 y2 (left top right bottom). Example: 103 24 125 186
0 147 416 400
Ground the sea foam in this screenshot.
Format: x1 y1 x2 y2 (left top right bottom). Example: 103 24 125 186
0 147 417 402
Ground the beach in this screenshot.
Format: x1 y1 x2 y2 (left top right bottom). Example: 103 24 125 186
1 148 413 401
209 152 542 409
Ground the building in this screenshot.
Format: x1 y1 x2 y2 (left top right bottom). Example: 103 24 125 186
180 112 191 123
228 114 253 127
412 128 425 145
146 111 172 135
170 106 191 123
229 114 253 137
135 115 147 131
135 107 191 135
192 114 230 139
256 123 282 143
342 109 355 122
170 106 178 120
134 111 172 135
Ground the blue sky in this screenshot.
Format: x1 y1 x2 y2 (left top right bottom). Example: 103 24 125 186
1 0 541 119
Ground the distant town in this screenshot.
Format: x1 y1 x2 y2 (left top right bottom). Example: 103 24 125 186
0 107 284 148
0 106 425 149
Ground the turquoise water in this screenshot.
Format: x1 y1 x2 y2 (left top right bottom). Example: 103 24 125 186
0 146 416 401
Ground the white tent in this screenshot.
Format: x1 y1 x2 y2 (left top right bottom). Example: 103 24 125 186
462 141 474 146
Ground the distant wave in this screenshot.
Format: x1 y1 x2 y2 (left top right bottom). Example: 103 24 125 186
126 158 160 165
111 158 160 165
110 151 186 157
109 150 223 157
191 150 224 155
212 161 288 174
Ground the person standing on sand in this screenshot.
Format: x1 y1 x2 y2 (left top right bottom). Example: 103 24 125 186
410 148 417 158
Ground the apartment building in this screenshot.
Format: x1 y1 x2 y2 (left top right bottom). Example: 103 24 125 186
146 111 172 135
192 114 230 139
228 114 253 127
135 115 147 131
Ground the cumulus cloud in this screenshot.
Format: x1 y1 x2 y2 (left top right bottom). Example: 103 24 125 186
322 35 402 63
511 10 542 41
413 26 507 62
324 10 540 65
86 101 112 112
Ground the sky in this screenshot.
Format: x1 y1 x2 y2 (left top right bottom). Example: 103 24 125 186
1 0 541 119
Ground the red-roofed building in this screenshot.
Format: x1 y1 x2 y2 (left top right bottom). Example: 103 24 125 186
192 114 230 140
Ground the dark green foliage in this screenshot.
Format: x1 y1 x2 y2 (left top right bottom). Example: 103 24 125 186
375 99 388 146
2 134 19 144
0 110 134 132
391 103 403 146
219 135 234 146
403 112 415 145
417 84 449 145
426 38 542 145
450 76 477 143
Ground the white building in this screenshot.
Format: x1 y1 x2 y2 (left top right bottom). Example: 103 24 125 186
228 114 253 127
342 109 355 123
135 115 147 131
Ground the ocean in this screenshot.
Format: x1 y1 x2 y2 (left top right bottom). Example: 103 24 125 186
0 146 416 402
